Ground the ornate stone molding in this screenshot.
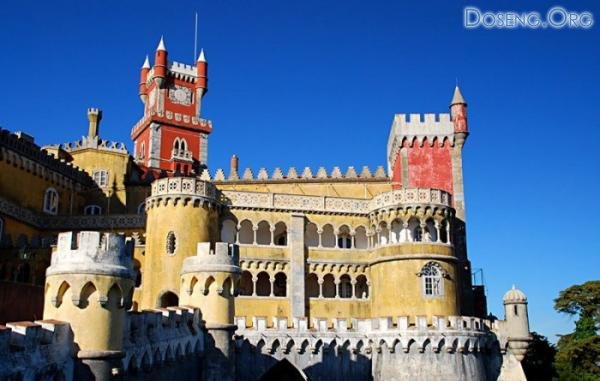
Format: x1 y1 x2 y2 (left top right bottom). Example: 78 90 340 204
146 177 219 209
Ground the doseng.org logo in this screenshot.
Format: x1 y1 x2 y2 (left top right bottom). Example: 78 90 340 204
464 6 594 29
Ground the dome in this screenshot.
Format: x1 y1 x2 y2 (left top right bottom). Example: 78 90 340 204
503 285 527 303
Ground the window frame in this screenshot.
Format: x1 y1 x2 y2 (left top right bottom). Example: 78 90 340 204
43 187 59 215
418 262 445 298
92 169 109 188
83 205 102 216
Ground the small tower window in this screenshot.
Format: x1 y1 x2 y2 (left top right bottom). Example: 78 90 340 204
140 142 146 159
418 262 444 297
43 188 59 215
166 231 176 256
92 169 109 188
137 202 146 215
514 305 518 316
83 205 102 215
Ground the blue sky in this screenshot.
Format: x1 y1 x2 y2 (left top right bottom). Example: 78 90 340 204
1 0 598 341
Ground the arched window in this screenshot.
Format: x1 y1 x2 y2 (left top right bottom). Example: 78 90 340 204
137 202 146 215
355 275 369 299
321 224 335 248
238 220 254 244
166 231 176 256
256 272 271 296
256 221 271 245
418 262 444 297
43 188 59 215
273 272 287 297
305 223 319 247
337 225 351 249
140 142 145 159
274 222 287 246
354 226 368 249
322 274 336 298
221 219 237 244
158 291 179 307
239 271 253 296
83 205 102 215
92 169 109 188
378 221 389 245
408 217 420 242
338 274 352 298
306 273 319 298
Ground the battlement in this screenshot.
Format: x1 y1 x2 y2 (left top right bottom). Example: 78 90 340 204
0 128 95 187
181 242 241 275
130 111 212 139
87 107 101 116
49 135 129 155
205 165 388 183
168 60 197 82
46 231 134 279
0 320 73 379
122 306 203 372
147 177 219 209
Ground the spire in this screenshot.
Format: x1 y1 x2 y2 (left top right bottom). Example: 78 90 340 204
142 55 150 69
450 85 466 105
156 36 167 51
197 49 206 63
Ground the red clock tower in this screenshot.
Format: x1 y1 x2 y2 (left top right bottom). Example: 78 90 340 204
131 37 210 174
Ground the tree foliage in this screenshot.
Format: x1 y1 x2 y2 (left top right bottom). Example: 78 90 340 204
553 280 600 380
522 332 557 381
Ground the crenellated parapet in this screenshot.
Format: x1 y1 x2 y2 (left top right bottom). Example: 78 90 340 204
121 306 204 373
146 176 219 210
47 231 135 280
48 136 129 155
0 320 74 380
207 165 388 183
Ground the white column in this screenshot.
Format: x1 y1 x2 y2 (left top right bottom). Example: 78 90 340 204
317 228 323 248
270 227 275 246
252 226 258 245
251 275 258 297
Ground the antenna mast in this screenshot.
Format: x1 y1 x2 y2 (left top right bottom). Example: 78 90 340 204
194 12 198 61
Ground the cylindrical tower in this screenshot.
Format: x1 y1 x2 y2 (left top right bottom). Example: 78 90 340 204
140 176 219 310
139 55 150 104
180 241 240 381
503 286 531 361
43 231 135 380
153 37 167 88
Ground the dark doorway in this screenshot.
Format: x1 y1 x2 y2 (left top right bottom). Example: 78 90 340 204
158 291 179 307
259 359 307 381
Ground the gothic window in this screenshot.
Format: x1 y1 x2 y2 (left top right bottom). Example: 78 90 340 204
166 231 176 256
418 262 444 297
256 272 271 296
355 275 369 299
338 274 352 298
140 142 145 159
306 273 319 298
137 202 145 215
92 169 109 188
43 188 59 215
273 272 287 297
239 271 253 296
83 205 102 215
338 235 351 249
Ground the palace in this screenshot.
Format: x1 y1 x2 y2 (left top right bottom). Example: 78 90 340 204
0 37 531 380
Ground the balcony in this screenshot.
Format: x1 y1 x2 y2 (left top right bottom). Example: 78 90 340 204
171 148 193 162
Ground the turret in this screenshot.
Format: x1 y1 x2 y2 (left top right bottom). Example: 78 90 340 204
229 154 239 178
139 55 150 104
153 36 168 88
43 231 135 380
502 285 531 361
87 108 102 138
180 241 240 381
140 177 220 310
450 85 468 134
195 49 208 117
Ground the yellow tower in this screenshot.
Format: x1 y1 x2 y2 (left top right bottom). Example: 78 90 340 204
43 231 135 380
180 241 241 381
140 176 219 309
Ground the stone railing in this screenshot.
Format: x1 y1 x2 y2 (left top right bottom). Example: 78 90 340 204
234 315 494 355
0 320 74 380
171 148 193 161
150 177 217 199
221 188 451 216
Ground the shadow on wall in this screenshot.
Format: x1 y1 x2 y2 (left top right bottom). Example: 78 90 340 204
236 338 372 381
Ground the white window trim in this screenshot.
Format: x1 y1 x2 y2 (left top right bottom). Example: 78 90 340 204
137 202 146 215
418 262 445 298
92 169 109 188
43 188 59 215
83 205 102 216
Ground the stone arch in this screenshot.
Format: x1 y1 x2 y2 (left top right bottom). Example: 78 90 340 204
258 359 308 381
425 217 437 242
273 272 287 297
238 220 254 244
157 290 179 307
338 274 352 298
408 216 421 242
306 273 319 298
390 218 402 243
221 219 237 243
322 274 335 298
321 224 335 248
222 277 233 297
355 274 368 299
107 283 123 309
204 276 216 295
337 225 351 248
274 221 287 246
378 221 389 245
55 280 70 307
305 222 319 247
239 271 253 296
256 221 271 245
78 281 97 308
354 225 368 249
256 271 271 296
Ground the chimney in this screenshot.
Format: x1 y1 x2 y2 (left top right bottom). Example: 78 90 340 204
230 154 239 175
87 108 102 138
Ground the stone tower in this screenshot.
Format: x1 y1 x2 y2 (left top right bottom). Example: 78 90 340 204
132 37 211 173
43 231 135 380
180 241 241 381
503 286 531 361
140 176 219 310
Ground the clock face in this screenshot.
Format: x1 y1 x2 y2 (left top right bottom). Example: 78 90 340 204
169 85 192 105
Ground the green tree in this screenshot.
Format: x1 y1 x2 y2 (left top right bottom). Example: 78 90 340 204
522 331 557 381
553 280 600 381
